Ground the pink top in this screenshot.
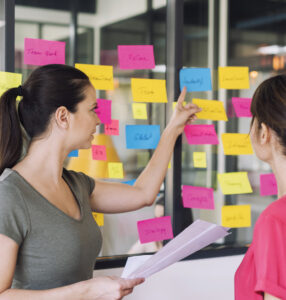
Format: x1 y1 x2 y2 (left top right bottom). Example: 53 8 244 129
235 196 286 299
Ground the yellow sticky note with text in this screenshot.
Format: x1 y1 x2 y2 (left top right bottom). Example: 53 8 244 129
132 103 148 119
222 205 251 228
75 64 114 90
0 71 22 97
92 212 104 226
193 152 207 168
217 172 253 195
192 98 228 121
108 162 124 179
131 78 168 103
172 101 187 110
218 66 249 89
221 133 253 155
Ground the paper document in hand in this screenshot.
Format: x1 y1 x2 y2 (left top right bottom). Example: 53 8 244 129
122 219 230 279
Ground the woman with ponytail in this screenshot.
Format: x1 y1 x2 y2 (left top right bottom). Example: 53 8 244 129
0 64 200 299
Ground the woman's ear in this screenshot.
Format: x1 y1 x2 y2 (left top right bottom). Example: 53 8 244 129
54 106 70 129
260 123 271 145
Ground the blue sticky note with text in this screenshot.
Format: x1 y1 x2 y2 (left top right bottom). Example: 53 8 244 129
179 68 212 92
126 125 160 149
68 150 78 157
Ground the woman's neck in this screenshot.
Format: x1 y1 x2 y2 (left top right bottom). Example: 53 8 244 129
269 153 286 199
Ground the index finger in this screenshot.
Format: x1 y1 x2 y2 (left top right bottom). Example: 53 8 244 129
177 86 187 107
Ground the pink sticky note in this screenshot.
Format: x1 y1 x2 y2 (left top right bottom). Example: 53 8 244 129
24 38 65 66
184 124 219 145
117 45 155 69
95 99 112 124
104 119 119 135
232 97 252 118
137 216 173 244
91 145 107 161
182 185 214 210
260 173 277 196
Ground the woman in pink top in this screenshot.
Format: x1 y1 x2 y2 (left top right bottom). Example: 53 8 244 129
235 75 286 300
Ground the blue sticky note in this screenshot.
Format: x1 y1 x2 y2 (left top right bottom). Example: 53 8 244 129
179 68 212 92
122 179 136 186
126 125 160 149
68 149 79 157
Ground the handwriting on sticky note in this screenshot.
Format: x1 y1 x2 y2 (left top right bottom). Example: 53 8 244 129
68 150 78 157
95 99 111 124
192 99 228 121
137 216 173 244
221 133 253 155
132 103 148 119
118 45 155 70
24 38 65 66
75 64 114 90
91 145 107 161
92 212 104 226
126 125 160 149
193 152 207 168
217 172 253 195
182 185 214 210
179 68 212 92
104 120 119 135
232 97 252 117
260 173 278 196
218 66 249 89
221 205 251 228
0 71 22 97
108 162 124 179
131 78 167 103
184 125 219 145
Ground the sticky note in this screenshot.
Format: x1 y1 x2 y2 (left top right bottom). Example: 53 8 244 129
193 152 207 168
182 185 214 210
192 99 228 121
184 124 219 145
95 99 111 124
260 173 278 196
126 125 160 149
122 179 136 185
68 150 78 157
221 205 251 228
168 161 171 169
92 212 104 226
217 172 253 195
108 162 124 179
221 133 253 155
104 119 119 135
75 64 114 90
24 38 65 66
218 66 249 89
137 152 150 168
91 145 107 161
0 71 22 97
172 101 187 110
132 103 148 119
179 68 212 92
131 78 168 103
232 97 252 117
118 45 155 69
137 216 173 244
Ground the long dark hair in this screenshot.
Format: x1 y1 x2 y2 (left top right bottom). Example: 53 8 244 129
0 64 91 174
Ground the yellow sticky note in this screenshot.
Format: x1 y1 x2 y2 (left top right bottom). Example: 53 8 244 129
137 151 150 168
221 133 253 155
218 66 249 89
192 99 228 121
172 101 187 110
92 212 104 226
108 162 124 179
132 103 148 119
131 78 168 103
75 64 114 90
193 152 207 168
217 172 253 195
222 205 251 228
0 71 22 97
168 160 171 169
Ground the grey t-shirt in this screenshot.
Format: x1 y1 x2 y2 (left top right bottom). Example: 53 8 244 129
0 168 102 290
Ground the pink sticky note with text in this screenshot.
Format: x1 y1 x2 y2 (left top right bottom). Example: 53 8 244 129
232 97 252 118
117 45 155 70
137 216 173 244
91 145 107 161
104 119 119 135
260 173 278 196
24 38 65 66
184 124 219 145
182 185 214 210
95 99 112 124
